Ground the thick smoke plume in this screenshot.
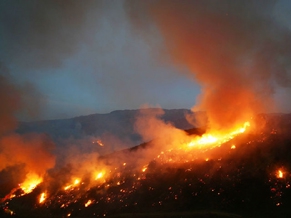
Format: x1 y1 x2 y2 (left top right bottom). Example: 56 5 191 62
127 0 291 130
0 69 55 195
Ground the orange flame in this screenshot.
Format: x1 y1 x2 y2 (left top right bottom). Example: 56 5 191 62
187 122 250 150
39 192 46 204
142 166 147 172
64 178 81 191
20 173 43 194
95 172 104 180
277 170 284 179
85 199 92 207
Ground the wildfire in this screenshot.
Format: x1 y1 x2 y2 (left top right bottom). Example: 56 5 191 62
1 118 255 216
20 173 43 194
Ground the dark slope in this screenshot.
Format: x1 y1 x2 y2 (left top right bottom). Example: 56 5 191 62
16 109 196 146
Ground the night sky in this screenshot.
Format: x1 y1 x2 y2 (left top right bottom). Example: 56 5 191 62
0 0 290 121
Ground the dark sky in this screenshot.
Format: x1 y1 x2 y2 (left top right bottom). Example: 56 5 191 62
0 0 290 121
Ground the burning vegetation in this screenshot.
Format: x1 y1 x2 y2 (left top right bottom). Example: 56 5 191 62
1 113 291 218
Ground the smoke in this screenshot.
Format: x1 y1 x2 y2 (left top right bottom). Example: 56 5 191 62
0 0 102 70
0 73 21 134
135 107 186 146
0 133 55 176
126 0 291 129
0 66 56 195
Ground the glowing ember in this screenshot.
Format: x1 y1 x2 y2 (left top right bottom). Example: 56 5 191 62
142 166 147 172
39 192 46 204
20 173 43 194
231 145 236 149
85 199 92 207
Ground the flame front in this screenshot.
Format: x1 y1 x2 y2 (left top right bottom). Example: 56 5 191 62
20 173 43 194
186 122 250 150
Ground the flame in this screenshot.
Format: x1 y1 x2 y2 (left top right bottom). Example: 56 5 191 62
74 179 80 185
94 169 107 181
92 139 104 146
231 145 236 149
85 199 92 207
20 173 43 194
187 122 250 149
95 172 104 180
277 170 284 179
39 192 46 204
64 185 72 191
64 178 81 190
142 166 147 172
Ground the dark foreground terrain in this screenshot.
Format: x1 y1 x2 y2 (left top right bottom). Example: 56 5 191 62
1 113 291 218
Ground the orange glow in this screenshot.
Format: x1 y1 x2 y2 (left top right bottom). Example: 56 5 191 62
39 192 46 204
85 199 92 207
142 166 147 172
20 173 43 194
231 145 236 149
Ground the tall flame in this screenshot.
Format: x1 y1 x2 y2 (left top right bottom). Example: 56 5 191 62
39 192 46 204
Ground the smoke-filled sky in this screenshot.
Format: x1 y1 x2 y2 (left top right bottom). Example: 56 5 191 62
0 0 291 121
